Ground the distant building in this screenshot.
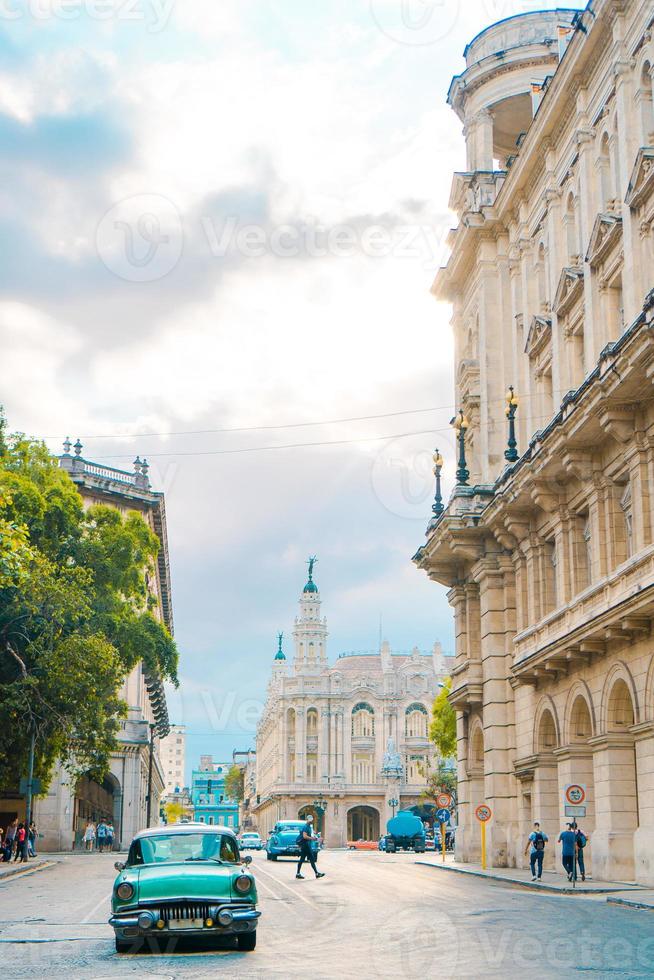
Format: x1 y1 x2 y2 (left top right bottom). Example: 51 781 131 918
254 562 452 846
36 442 172 850
160 725 186 796
232 748 257 831
191 757 239 830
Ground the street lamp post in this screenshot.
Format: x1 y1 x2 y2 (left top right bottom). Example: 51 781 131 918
452 410 470 486
389 797 399 819
312 792 327 835
146 723 155 827
432 449 444 518
504 387 519 462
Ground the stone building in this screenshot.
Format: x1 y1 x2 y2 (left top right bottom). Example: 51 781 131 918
36 442 172 850
253 562 451 846
414 3 654 884
190 757 239 830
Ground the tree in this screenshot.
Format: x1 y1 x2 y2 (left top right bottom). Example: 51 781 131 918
164 800 188 825
0 414 180 792
224 765 245 803
429 677 457 759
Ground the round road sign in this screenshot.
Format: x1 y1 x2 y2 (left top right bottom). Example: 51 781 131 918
565 784 586 806
436 808 451 824
475 804 492 823
435 792 453 809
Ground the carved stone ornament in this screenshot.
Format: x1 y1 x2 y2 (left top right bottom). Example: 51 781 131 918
553 266 584 316
625 147 654 210
524 315 552 359
585 212 623 267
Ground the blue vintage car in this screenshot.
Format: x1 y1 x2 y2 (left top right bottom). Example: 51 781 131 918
109 824 260 953
266 820 319 861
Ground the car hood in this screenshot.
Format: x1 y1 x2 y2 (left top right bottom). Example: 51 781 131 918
135 863 235 901
274 830 304 845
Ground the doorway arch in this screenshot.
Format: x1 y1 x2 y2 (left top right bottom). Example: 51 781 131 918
347 805 379 841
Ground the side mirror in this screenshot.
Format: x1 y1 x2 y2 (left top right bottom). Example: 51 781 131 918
243 854 253 866
114 861 126 872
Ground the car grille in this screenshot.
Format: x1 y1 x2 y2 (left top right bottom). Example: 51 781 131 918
158 902 212 922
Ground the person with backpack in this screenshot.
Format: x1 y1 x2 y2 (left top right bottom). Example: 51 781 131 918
558 822 577 881
96 820 107 853
295 814 325 880
524 821 548 881
573 824 588 882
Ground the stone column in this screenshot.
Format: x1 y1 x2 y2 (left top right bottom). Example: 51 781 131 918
295 707 305 782
531 754 560 871
590 734 638 881
633 725 654 885
473 555 519 868
337 708 347 779
320 708 330 780
555 744 596 874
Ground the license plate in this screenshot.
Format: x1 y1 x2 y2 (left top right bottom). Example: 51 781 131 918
170 918 204 930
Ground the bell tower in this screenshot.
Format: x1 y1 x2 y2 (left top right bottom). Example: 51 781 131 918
293 557 328 674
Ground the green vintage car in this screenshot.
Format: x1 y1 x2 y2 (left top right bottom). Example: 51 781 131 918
109 824 260 953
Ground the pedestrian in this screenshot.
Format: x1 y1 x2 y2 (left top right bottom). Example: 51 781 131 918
525 821 548 881
573 824 589 882
83 820 96 852
5 818 18 860
28 821 37 858
96 820 107 854
558 823 577 881
295 815 325 880
106 822 114 852
14 823 28 863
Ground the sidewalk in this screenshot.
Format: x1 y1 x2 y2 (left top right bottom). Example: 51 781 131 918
415 854 643 895
0 857 57 882
607 891 654 911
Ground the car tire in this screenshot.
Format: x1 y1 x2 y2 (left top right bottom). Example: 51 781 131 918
115 937 132 954
237 931 257 951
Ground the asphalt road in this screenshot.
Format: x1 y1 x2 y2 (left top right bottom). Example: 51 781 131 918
1 849 654 978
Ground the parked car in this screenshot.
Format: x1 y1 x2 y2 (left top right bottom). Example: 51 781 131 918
239 833 263 851
424 834 436 851
109 824 260 953
348 839 379 850
266 820 319 861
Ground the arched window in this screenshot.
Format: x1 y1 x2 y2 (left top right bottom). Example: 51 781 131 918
306 708 318 736
537 709 558 752
570 696 592 742
607 679 635 731
352 703 375 737
405 703 428 738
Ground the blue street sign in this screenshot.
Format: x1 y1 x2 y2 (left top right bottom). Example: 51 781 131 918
436 808 451 824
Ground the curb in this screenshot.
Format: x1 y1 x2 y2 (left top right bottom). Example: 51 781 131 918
0 860 56 883
606 897 654 912
415 861 642 895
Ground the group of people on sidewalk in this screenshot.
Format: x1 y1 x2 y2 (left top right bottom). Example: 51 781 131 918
525 821 588 882
0 819 37 863
82 819 114 852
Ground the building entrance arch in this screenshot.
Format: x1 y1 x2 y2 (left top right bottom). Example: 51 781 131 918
347 805 379 842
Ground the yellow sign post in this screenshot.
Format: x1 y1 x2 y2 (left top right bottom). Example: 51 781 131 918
475 804 493 870
441 822 446 863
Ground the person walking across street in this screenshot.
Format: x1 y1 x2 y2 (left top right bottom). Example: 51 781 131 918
573 824 588 882
558 823 577 881
295 814 325 880
525 821 548 881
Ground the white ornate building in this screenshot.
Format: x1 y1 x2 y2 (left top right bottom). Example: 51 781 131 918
253 562 452 846
414 2 654 884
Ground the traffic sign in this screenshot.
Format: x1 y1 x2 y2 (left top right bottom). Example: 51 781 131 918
19 777 41 795
565 805 587 818
475 804 492 823
564 784 586 806
435 792 452 809
436 808 451 824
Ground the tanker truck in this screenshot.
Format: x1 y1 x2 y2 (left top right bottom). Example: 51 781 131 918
383 811 426 854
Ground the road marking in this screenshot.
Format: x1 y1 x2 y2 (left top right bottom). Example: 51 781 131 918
253 874 283 901
82 890 112 924
254 864 320 910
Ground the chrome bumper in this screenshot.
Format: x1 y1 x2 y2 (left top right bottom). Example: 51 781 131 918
110 907 260 931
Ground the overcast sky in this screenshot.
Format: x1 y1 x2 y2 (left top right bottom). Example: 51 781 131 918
0 0 584 778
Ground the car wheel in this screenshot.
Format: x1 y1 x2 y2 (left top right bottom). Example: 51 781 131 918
237 931 257 951
115 937 132 954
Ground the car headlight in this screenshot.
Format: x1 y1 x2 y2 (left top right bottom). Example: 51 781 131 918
116 881 135 901
234 874 252 894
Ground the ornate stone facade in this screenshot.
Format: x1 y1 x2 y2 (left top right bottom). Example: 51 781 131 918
253 565 452 846
415 3 654 884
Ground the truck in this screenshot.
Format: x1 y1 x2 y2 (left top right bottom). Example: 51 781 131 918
383 811 426 854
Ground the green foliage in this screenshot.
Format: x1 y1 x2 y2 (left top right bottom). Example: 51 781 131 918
0 411 179 792
429 677 457 760
224 765 245 803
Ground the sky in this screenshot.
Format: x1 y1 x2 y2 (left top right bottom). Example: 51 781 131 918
0 0 584 779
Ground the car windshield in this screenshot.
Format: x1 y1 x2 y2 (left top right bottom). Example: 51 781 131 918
127 833 240 867
276 822 304 832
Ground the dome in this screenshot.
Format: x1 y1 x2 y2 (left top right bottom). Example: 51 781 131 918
274 632 286 660
303 579 318 594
